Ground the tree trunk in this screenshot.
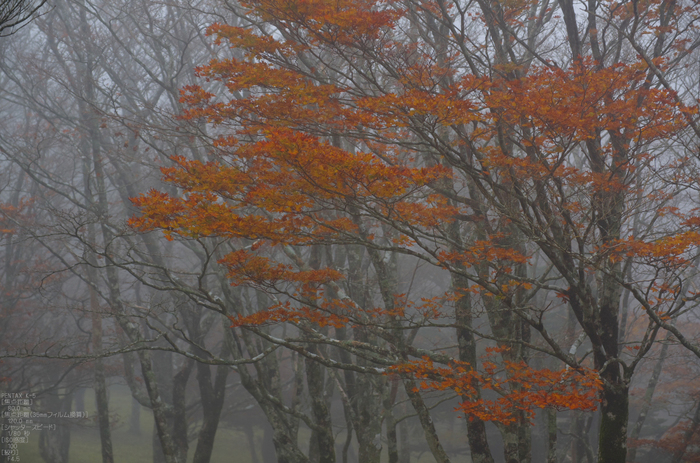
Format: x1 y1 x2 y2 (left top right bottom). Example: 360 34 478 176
39 391 72 463
93 353 113 463
449 214 494 463
89 284 113 463
172 359 194 462
398 417 411 463
130 396 141 435
306 354 336 463
627 342 670 462
597 382 629 463
404 379 451 463
192 361 229 463
384 378 399 463
225 326 308 463
547 409 557 463
153 421 166 463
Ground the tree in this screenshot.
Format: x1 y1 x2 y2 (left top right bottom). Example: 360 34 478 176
132 1 700 463
1 1 341 462
0 0 45 36
1 0 699 461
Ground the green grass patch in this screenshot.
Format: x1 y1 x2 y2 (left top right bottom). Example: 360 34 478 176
13 385 253 463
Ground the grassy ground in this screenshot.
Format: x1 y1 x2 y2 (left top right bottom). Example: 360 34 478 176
12 385 468 462
17 426 251 463
14 385 252 463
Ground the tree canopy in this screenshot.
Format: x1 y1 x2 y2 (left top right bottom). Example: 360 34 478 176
3 1 700 463
130 1 700 462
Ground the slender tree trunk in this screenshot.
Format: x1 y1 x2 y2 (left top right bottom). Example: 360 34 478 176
76 2 114 459
345 238 393 463
354 374 383 463
90 287 114 463
404 379 451 463
172 359 194 462
398 416 410 463
453 273 494 463
384 377 400 463
627 332 672 462
547 409 557 463
306 353 336 463
153 421 166 463
224 326 308 463
192 361 229 463
386 411 399 463
130 396 141 435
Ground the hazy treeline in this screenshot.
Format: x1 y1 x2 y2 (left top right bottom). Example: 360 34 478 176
1 1 700 463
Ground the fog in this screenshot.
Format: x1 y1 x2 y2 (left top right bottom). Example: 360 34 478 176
2 1 700 463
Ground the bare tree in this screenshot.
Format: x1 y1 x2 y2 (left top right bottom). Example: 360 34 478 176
0 0 45 36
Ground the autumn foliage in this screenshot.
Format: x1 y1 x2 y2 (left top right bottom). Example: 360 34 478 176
130 0 700 453
391 350 601 425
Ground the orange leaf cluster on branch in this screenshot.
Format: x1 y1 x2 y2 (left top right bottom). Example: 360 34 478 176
228 300 353 329
129 126 455 244
391 356 601 425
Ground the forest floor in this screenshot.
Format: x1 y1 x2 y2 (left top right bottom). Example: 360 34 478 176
15 385 248 463
14 385 469 462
